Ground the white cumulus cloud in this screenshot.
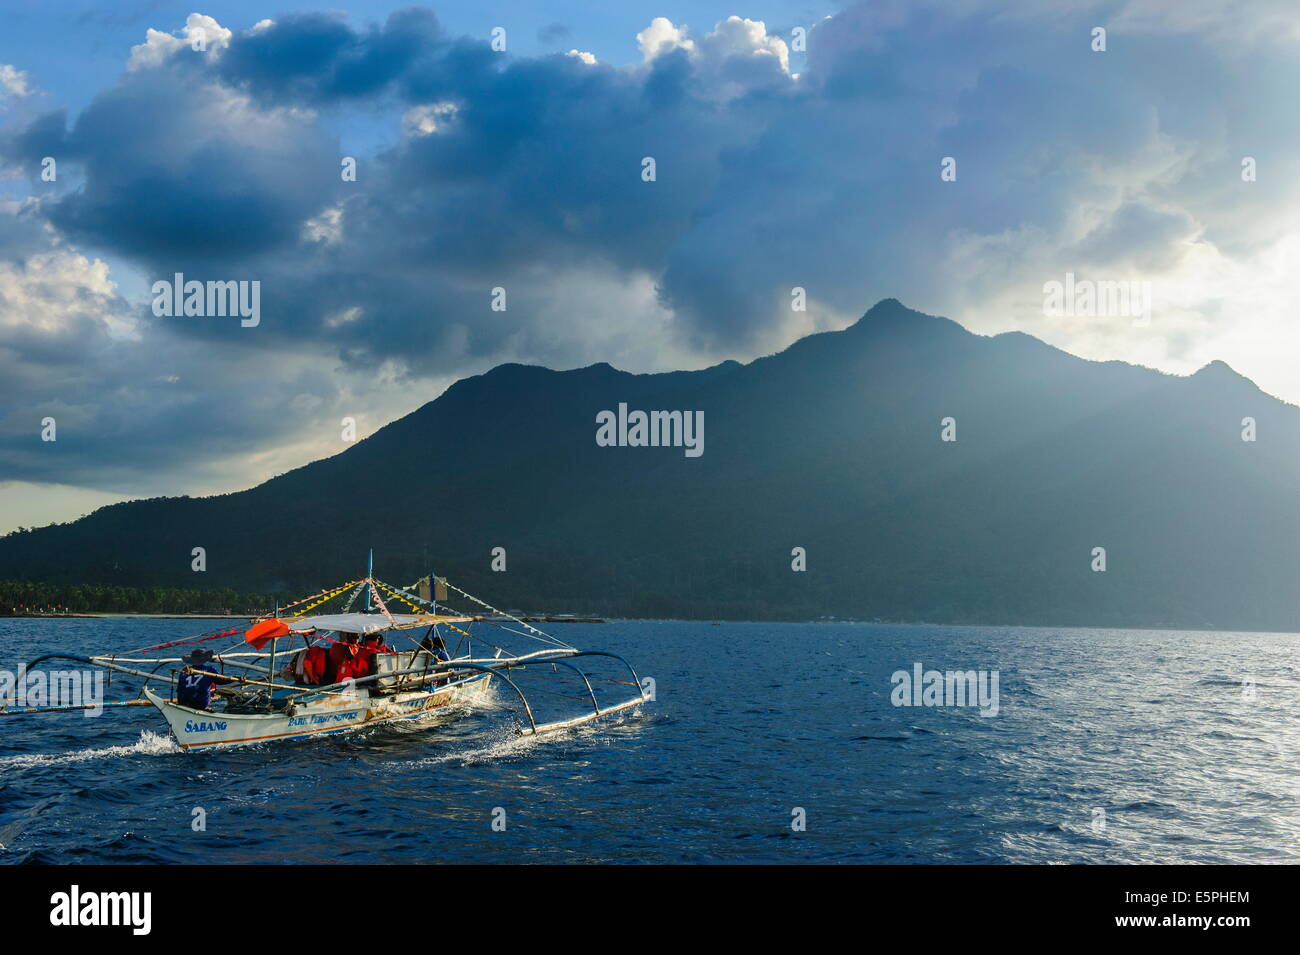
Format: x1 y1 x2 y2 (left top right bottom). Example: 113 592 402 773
0 65 31 102
703 16 789 73
128 13 233 72
636 17 695 61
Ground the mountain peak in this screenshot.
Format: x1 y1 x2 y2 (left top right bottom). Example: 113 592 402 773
859 298 917 323
1191 359 1239 379
844 298 969 339
1189 359 1258 391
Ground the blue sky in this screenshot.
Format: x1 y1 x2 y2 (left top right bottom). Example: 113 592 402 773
1 1 1299 533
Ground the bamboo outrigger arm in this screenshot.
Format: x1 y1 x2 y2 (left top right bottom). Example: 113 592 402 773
285 648 648 736
489 649 647 736
25 652 174 686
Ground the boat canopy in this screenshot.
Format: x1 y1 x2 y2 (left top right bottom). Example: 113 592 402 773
287 612 474 635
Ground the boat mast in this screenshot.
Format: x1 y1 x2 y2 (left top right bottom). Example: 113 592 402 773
365 548 373 613
267 599 278 710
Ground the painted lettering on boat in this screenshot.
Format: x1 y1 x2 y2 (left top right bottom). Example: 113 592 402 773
287 710 361 728
184 719 228 733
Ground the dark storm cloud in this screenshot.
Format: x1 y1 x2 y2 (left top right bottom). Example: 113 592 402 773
3 13 772 366
5 68 342 263
216 8 442 104
0 203 344 493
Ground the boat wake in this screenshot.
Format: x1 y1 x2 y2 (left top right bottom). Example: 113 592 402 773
0 730 179 769
407 727 546 768
392 704 649 770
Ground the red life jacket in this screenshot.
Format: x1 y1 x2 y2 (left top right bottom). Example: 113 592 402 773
325 641 357 684
336 654 370 684
350 641 392 681
301 645 327 685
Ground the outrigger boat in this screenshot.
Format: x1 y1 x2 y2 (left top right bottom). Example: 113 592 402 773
12 563 648 751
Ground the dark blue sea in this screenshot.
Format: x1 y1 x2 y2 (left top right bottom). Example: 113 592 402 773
0 618 1295 864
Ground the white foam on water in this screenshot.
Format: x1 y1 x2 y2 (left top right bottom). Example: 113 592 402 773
406 727 546 768
0 729 179 768
390 716 582 769
393 705 650 769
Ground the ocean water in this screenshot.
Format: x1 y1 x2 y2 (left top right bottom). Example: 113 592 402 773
0 618 1295 864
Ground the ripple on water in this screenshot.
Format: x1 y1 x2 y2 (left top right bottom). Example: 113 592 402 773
0 619 1295 863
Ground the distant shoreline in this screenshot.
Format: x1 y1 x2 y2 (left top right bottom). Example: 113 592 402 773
0 612 608 623
0 612 247 619
2 612 1297 635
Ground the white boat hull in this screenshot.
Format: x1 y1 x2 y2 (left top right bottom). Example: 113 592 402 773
143 674 492 751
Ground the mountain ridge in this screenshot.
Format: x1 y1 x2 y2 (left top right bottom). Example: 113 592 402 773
3 299 1297 629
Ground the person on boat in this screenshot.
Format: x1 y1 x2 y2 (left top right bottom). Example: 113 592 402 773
176 648 228 711
298 641 328 685
348 633 394 682
419 632 451 685
324 633 358 684
420 631 450 662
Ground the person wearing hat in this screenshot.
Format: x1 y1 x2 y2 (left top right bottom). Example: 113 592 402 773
176 648 227 711
419 632 451 686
